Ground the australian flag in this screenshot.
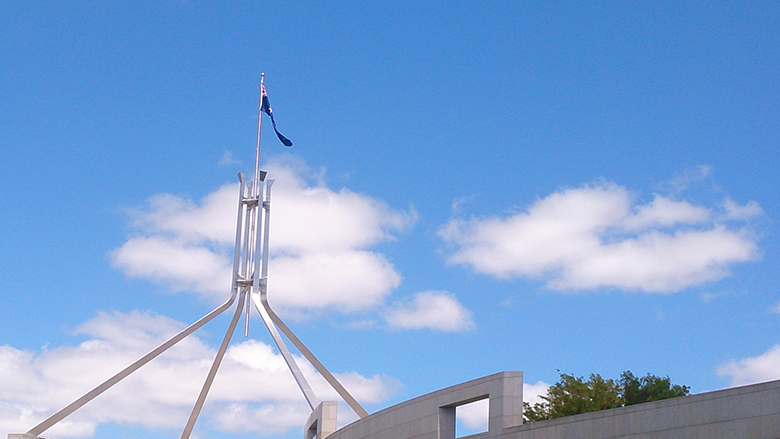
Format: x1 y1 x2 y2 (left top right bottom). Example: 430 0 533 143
261 85 293 147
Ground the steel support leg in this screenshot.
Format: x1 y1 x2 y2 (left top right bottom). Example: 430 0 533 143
258 295 369 418
251 292 319 410
180 291 247 439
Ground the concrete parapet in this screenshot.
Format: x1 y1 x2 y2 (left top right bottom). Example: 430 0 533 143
305 401 339 439
325 372 780 439
500 377 780 439
326 371 524 439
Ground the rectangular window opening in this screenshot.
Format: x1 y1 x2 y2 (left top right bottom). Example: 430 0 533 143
455 398 489 437
306 420 318 439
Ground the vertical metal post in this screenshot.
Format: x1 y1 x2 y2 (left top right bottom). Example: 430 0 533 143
232 173 248 293
254 73 265 200
261 180 274 281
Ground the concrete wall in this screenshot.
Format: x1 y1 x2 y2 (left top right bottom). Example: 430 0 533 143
305 401 339 439
326 372 524 439
502 378 780 439
324 372 780 439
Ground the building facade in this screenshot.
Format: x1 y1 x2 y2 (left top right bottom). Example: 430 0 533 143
306 371 780 439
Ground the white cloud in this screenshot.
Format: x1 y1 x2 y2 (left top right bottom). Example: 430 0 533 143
0 311 399 438
722 197 763 221
717 345 780 387
210 403 307 435
440 182 760 293
451 194 477 214
218 150 242 167
523 380 550 406
384 291 475 332
270 251 400 312
111 159 414 313
769 302 780 315
456 398 488 431
662 164 713 195
112 236 233 294
623 195 710 231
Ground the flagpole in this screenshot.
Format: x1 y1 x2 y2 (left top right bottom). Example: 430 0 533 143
244 73 266 337
9 74 371 439
253 73 265 199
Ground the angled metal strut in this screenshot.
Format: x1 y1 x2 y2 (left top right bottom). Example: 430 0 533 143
24 291 239 438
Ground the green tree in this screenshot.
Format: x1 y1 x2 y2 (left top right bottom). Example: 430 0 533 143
619 371 690 406
523 371 689 423
545 373 622 418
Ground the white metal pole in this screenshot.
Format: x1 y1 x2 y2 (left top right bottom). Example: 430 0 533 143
253 73 265 199
232 173 248 293
245 73 265 336
260 298 369 418
180 290 247 439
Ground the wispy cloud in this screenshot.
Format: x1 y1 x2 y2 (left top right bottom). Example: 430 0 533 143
218 150 242 167
451 194 478 214
440 181 761 292
722 198 763 221
661 164 713 195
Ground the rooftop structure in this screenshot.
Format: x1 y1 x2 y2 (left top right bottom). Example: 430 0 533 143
313 372 780 439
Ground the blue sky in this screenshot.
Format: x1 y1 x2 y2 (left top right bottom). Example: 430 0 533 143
1 2 779 438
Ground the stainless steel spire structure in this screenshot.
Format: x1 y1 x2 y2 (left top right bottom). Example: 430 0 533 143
9 73 367 439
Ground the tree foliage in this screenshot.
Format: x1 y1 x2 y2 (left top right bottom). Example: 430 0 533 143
620 371 690 406
523 371 690 423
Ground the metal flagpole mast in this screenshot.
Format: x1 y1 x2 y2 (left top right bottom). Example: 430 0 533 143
254 73 265 199
245 72 265 337
246 75 369 417
245 73 319 409
10 73 368 439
